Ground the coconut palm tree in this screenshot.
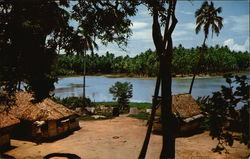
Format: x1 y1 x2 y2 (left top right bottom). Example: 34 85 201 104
189 1 223 94
81 34 98 98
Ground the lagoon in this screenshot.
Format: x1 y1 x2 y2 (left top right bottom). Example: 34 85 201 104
53 75 248 103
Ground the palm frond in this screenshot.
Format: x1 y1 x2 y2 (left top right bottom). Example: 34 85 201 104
195 22 203 34
195 1 208 17
215 16 223 29
194 1 223 38
211 22 220 36
196 14 205 24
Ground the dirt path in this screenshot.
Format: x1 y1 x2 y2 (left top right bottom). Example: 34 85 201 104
3 115 249 159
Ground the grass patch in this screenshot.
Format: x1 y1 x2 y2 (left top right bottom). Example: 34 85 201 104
78 115 114 121
128 103 151 109
94 102 118 106
94 102 151 109
129 112 149 120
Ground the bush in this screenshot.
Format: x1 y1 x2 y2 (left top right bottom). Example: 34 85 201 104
52 96 91 109
109 81 133 111
200 74 249 153
129 112 149 120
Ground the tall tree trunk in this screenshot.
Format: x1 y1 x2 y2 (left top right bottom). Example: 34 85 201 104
138 1 177 158
160 38 176 159
138 75 161 159
83 49 86 99
189 37 207 94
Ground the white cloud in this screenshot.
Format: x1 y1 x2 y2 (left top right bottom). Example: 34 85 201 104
223 18 229 25
132 29 152 41
173 30 189 37
223 38 249 52
131 22 149 29
178 22 196 30
227 15 249 33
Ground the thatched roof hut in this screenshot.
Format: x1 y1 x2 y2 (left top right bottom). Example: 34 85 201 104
0 111 20 129
171 93 203 123
10 92 76 121
0 111 20 151
7 92 80 140
154 93 204 134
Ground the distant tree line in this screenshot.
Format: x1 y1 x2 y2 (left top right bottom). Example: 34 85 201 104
56 45 250 77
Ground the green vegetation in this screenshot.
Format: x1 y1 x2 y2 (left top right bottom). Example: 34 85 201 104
78 115 114 121
52 96 92 109
198 74 249 153
109 82 133 111
52 96 151 110
55 46 249 77
0 0 137 103
94 102 151 110
129 112 149 120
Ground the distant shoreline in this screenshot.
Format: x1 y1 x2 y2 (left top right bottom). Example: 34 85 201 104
57 71 250 79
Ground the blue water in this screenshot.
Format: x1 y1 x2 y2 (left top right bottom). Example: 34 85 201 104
53 75 249 103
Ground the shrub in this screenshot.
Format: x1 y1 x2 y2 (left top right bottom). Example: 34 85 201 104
109 81 133 111
129 112 149 120
200 74 249 153
52 96 91 109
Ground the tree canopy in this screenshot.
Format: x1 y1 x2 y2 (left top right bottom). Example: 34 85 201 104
0 0 138 102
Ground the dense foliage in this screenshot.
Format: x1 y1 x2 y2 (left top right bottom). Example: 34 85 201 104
0 0 70 102
56 45 250 77
109 81 133 110
0 0 137 102
52 96 92 109
198 74 249 153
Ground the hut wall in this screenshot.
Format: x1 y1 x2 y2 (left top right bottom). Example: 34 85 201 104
0 134 10 149
180 121 200 133
61 119 69 134
48 120 57 137
153 120 201 134
69 118 79 130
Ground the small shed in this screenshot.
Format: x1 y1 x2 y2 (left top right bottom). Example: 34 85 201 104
10 92 80 141
0 111 20 151
153 94 204 135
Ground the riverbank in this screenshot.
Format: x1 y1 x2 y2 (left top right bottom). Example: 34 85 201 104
57 71 250 80
4 115 249 159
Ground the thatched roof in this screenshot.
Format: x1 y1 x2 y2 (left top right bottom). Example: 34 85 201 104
0 111 20 129
156 93 203 120
172 94 202 119
10 92 76 121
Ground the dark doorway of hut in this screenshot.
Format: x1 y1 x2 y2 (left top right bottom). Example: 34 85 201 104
138 75 204 158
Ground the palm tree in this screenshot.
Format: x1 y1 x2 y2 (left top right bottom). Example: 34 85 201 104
189 1 223 94
81 34 98 98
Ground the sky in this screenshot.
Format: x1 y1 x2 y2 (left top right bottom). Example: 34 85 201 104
94 0 249 57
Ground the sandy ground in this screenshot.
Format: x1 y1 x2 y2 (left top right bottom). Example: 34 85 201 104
3 115 249 159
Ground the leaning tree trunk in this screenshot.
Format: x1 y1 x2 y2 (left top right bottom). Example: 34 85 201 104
189 37 207 94
138 75 161 159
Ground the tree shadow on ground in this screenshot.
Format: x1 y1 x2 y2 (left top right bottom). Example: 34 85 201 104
153 129 204 138
0 146 17 153
43 153 81 159
0 154 16 159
